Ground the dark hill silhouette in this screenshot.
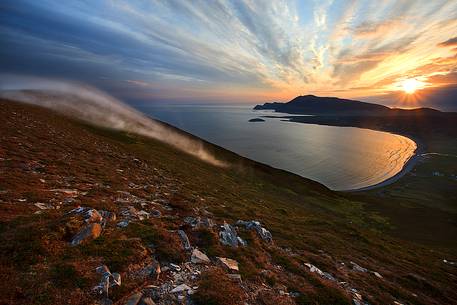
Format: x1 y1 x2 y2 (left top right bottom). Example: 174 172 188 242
254 94 445 116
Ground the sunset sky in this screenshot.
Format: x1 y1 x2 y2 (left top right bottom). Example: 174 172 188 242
1 0 456 109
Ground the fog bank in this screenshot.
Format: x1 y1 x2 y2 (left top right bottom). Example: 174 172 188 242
0 75 227 167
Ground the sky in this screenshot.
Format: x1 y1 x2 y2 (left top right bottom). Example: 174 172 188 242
1 0 457 109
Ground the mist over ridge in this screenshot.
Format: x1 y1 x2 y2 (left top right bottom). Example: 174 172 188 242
0 75 227 167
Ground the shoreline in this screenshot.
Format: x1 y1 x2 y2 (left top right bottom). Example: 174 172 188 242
344 136 424 192
260 114 426 192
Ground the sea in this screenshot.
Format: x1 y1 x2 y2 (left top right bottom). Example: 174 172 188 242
135 104 416 191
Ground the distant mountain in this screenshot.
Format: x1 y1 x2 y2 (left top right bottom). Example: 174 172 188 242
253 95 441 115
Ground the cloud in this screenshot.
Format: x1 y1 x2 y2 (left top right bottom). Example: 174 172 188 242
351 19 408 38
438 36 457 47
1 0 457 102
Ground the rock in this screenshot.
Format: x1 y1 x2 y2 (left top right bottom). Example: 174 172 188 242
171 283 192 293
137 210 150 220
34 202 53 210
111 273 121 286
96 265 110 275
304 263 324 276
125 292 143 305
85 209 103 223
236 236 247 246
219 222 240 247
100 210 117 222
170 263 181 272
150 209 161 218
93 265 121 298
351 262 368 273
71 223 102 245
322 272 336 281
236 220 272 242
216 257 239 272
178 230 192 250
117 220 129 228
191 248 210 264
372 271 383 278
184 216 199 227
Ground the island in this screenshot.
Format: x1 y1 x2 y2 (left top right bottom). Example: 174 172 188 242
248 118 265 122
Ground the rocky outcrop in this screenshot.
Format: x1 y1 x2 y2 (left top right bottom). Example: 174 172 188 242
219 221 246 247
93 265 121 299
191 249 210 264
236 220 273 242
178 230 192 251
216 257 239 272
71 223 102 245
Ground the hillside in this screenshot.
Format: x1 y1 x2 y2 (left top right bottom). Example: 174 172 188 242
1 100 456 305
254 95 391 115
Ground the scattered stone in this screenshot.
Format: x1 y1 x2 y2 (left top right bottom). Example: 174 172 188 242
150 209 161 218
191 248 210 264
85 209 103 223
178 230 192 250
100 210 116 222
236 220 272 242
171 284 192 293
216 257 239 272
219 222 242 247
93 265 121 299
372 271 383 279
117 220 129 228
351 262 368 273
137 210 150 220
304 263 324 276
322 272 336 281
170 263 181 272
184 216 214 228
34 202 53 210
71 223 102 245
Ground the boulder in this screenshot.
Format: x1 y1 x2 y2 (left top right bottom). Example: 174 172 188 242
171 283 192 293
178 230 192 250
93 265 121 298
219 222 240 247
71 223 102 245
216 257 239 272
191 248 210 264
236 220 272 242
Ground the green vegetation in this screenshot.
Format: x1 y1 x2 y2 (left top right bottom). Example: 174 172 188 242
0 101 456 305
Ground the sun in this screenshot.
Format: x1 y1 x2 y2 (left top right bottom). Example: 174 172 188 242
401 78 423 94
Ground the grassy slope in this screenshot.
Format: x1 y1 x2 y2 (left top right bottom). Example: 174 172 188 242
281 113 457 249
0 100 456 305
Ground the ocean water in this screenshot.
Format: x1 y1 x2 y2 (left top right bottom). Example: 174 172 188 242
135 104 416 191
